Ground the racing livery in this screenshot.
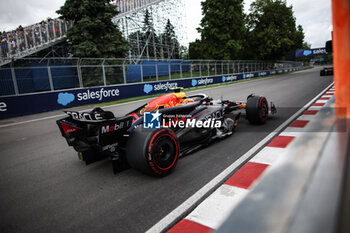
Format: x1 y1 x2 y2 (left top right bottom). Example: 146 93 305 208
57 88 276 176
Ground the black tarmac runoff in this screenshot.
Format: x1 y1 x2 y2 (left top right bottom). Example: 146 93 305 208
0 68 333 233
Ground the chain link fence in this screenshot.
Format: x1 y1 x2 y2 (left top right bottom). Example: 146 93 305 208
0 58 304 96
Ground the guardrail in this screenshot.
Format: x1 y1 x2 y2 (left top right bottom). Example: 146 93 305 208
0 58 303 97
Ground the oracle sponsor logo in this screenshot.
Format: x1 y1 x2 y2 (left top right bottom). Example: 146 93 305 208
65 111 104 122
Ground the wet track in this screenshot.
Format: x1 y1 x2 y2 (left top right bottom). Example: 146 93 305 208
0 68 333 233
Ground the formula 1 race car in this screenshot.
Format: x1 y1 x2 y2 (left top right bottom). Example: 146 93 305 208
320 66 334 76
57 88 276 176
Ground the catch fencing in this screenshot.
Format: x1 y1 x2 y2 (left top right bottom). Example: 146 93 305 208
0 58 303 97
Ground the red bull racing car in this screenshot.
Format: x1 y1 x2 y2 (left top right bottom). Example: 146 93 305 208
57 89 276 176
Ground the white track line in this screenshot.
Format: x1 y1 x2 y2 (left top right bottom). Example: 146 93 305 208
186 185 248 230
146 82 334 233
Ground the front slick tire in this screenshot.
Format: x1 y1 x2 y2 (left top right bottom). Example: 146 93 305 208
246 96 269 124
126 127 180 177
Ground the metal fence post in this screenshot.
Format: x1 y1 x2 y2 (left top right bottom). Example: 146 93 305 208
180 61 183 79
207 62 210 77
140 62 144 83
10 65 19 95
199 62 202 77
168 60 171 80
190 61 193 77
77 61 83 88
156 61 159 81
122 62 127 84
102 59 106 86
221 62 224 75
47 65 54 91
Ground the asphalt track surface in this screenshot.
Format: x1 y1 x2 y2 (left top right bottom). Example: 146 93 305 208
0 68 333 233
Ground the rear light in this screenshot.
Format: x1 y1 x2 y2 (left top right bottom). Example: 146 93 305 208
60 122 82 134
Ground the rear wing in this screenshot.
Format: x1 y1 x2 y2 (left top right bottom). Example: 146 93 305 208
57 108 133 152
64 107 116 123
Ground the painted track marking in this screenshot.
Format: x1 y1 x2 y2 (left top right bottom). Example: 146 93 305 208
146 82 334 233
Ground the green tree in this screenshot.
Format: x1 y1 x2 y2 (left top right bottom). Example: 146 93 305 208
189 39 204 59
180 46 189 59
246 0 305 60
190 0 246 60
162 19 180 59
302 42 311 49
141 9 159 59
56 0 130 58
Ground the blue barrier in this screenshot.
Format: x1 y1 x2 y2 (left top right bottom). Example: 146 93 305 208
0 68 298 119
126 60 191 82
0 69 15 96
0 63 78 95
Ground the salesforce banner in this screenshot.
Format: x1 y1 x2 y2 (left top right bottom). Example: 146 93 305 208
0 69 296 119
295 48 328 58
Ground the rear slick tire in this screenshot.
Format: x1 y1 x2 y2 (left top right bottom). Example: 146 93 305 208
246 96 269 124
126 127 180 177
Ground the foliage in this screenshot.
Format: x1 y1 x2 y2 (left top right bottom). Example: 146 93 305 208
245 0 305 60
189 0 308 61
189 0 246 60
162 19 180 59
302 42 311 50
189 39 204 59
56 0 130 58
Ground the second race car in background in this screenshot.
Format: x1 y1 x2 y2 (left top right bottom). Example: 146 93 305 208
320 66 334 76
